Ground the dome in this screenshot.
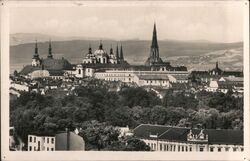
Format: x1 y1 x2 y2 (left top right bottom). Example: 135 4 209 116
94 42 108 57
94 49 108 57
42 58 72 70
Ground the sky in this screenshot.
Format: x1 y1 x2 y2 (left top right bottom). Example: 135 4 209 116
9 2 245 43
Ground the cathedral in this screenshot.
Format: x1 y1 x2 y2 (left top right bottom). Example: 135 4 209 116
82 41 126 65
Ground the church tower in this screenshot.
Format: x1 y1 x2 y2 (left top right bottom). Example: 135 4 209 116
145 23 163 66
32 40 41 66
47 40 53 59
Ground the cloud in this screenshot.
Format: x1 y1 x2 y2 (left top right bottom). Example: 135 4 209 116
10 3 244 43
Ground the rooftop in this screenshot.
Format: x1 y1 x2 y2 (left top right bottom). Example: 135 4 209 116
133 124 243 145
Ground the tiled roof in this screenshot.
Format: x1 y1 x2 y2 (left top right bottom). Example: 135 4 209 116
133 124 243 145
171 75 189 80
133 124 171 139
223 77 243 82
205 129 243 145
136 74 169 80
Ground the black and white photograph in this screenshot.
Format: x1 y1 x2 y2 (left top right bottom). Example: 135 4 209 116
1 0 249 159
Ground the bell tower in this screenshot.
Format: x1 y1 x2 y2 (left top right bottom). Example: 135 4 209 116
32 40 41 66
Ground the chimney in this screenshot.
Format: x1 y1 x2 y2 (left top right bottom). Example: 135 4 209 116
66 128 70 150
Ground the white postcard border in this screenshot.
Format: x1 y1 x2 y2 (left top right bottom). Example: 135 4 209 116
1 1 249 161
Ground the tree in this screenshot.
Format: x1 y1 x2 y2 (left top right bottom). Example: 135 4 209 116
150 105 168 125
124 138 150 151
79 120 120 151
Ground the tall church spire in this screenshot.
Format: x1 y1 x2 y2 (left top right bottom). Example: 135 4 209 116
120 43 124 60
116 43 119 59
145 23 163 66
151 23 159 49
47 39 53 59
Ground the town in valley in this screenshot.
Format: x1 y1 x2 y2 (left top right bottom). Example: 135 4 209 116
9 23 244 152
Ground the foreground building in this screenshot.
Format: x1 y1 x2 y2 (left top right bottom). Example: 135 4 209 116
28 130 85 151
133 124 243 152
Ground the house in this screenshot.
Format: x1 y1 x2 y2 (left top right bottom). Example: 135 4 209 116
168 74 189 84
10 82 29 92
28 135 55 151
134 74 171 88
133 124 243 152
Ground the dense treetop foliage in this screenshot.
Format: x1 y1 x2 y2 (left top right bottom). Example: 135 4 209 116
10 79 243 150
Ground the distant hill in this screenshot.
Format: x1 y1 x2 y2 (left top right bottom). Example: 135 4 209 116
10 34 243 73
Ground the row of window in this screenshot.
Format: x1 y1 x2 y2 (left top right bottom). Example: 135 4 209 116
145 80 167 84
29 136 54 144
29 146 54 151
96 73 131 77
148 143 243 152
149 143 193 152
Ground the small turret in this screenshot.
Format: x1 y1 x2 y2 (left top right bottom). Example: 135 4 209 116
33 40 39 59
99 40 103 50
47 39 53 59
110 45 114 55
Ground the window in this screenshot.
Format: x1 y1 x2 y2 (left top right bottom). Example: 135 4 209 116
29 146 32 151
189 147 192 152
160 144 162 151
200 147 204 152
47 138 49 144
241 148 244 151
78 69 81 74
34 137 36 143
34 147 36 151
178 146 180 151
218 147 222 152
29 136 32 142
51 138 54 144
38 141 40 151
233 147 237 152
164 144 167 151
185 146 188 152
210 147 214 152
182 146 184 151
51 148 54 151
47 147 49 151
225 147 230 152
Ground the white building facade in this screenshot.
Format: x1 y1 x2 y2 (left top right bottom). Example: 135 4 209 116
28 135 55 151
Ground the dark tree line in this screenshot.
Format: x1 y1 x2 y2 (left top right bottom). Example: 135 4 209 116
10 80 243 150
